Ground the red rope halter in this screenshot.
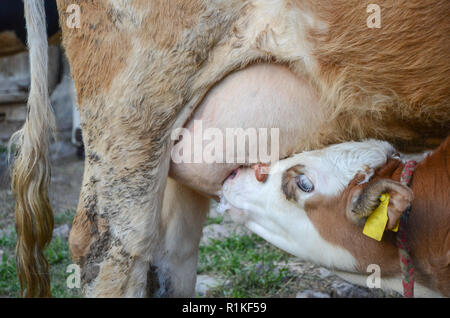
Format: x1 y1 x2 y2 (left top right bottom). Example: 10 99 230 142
396 160 417 298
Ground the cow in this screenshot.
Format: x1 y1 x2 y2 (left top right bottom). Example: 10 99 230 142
11 0 450 297
221 137 450 297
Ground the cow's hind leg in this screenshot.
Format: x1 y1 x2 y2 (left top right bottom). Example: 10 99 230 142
69 176 208 297
158 178 209 297
69 139 173 297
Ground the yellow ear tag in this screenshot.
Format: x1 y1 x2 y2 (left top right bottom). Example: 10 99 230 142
362 193 390 241
391 220 399 232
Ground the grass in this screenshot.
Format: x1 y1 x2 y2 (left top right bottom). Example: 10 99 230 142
205 215 224 226
0 226 81 298
198 232 296 297
54 209 76 226
0 214 294 298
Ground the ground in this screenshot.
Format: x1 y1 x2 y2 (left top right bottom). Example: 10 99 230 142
0 147 400 298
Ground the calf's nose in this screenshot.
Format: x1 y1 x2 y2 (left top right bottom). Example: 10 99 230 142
253 163 269 182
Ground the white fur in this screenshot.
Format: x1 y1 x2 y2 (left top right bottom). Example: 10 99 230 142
244 0 325 72
222 140 395 271
10 0 56 157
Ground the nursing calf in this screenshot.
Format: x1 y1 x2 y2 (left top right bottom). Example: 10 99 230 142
222 138 450 297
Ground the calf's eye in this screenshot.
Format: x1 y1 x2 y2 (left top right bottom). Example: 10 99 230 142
297 174 314 193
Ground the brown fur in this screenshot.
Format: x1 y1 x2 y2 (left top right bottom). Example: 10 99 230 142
57 0 132 103
347 177 413 230
404 137 450 294
132 0 206 49
303 0 450 151
305 137 450 296
68 209 94 264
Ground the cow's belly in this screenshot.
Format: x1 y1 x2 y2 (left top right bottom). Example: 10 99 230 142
169 63 324 198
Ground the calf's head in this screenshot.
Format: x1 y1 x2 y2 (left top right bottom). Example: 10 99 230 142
222 140 413 272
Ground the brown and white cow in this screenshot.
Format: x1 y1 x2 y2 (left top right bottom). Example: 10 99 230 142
221 137 450 297
11 0 450 297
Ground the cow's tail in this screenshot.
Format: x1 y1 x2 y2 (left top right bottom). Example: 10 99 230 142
9 0 56 297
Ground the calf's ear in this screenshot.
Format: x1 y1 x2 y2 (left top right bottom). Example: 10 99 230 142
346 179 413 229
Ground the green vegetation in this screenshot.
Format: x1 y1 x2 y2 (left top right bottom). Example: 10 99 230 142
198 233 296 297
54 209 76 226
205 215 224 225
0 227 81 298
0 214 293 298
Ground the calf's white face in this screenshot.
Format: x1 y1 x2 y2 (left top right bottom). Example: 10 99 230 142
222 140 395 271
